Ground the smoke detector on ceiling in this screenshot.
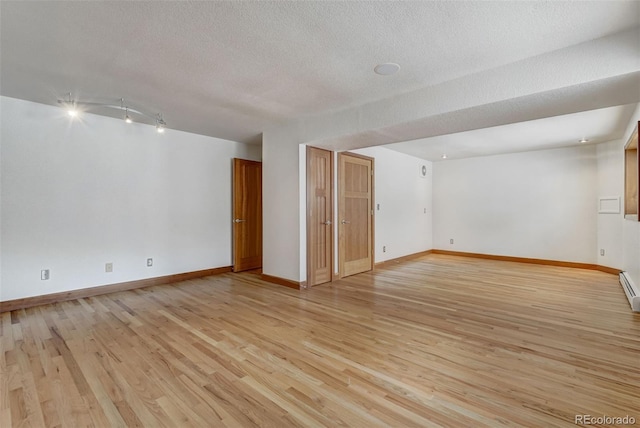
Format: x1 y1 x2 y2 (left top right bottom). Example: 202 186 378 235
374 63 400 76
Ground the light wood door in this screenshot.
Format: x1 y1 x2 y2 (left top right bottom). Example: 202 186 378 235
338 152 374 278
233 158 262 272
307 147 333 286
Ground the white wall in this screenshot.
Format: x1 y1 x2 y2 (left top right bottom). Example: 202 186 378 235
596 140 625 269
622 106 640 288
0 96 260 301
299 144 307 281
622 216 640 287
261 31 638 284
351 147 432 262
433 145 598 263
613 104 640 287
261 125 303 282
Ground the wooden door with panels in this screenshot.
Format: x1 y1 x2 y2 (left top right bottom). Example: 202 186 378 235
307 147 334 286
338 152 374 278
233 158 262 272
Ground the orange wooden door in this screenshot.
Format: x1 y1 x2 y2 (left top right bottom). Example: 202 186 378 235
338 152 374 278
307 147 333 286
233 158 262 272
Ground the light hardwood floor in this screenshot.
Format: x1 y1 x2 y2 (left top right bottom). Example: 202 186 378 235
2 254 639 427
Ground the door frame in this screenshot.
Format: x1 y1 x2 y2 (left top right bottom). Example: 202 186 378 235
337 151 375 279
306 146 335 286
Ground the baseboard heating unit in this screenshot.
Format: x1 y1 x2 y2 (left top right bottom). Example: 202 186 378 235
619 271 640 312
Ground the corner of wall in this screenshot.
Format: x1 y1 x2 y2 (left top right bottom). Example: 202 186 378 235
261 127 302 283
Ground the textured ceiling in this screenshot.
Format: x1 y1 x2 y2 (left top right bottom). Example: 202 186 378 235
1 1 639 147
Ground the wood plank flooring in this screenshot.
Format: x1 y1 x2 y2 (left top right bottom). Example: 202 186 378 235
2 254 639 427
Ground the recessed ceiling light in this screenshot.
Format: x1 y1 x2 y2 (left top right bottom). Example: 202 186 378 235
441 154 448 159
374 63 400 76
579 138 589 143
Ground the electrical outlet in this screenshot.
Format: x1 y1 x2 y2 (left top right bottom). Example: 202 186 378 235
424 208 427 214
41 269 50 280
600 249 605 256
383 246 386 253
147 258 153 267
377 203 380 211
105 262 113 273
450 239 454 244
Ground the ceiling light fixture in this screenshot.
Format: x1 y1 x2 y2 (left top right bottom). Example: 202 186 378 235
579 138 589 143
121 98 133 123
374 63 400 76
63 92 79 117
441 154 448 159
156 115 166 133
57 93 166 132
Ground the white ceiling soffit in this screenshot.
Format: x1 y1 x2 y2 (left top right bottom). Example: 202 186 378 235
384 103 638 162
312 71 640 153
1 1 639 145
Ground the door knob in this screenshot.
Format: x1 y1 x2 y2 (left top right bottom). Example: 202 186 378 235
323 220 332 225
234 219 246 223
341 219 350 224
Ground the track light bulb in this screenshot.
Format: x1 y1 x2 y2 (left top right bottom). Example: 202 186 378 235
124 108 132 124
67 101 78 117
156 115 166 133
63 93 78 117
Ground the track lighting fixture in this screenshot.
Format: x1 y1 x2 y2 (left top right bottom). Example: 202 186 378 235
57 93 166 132
156 115 166 133
121 98 133 124
62 93 79 117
